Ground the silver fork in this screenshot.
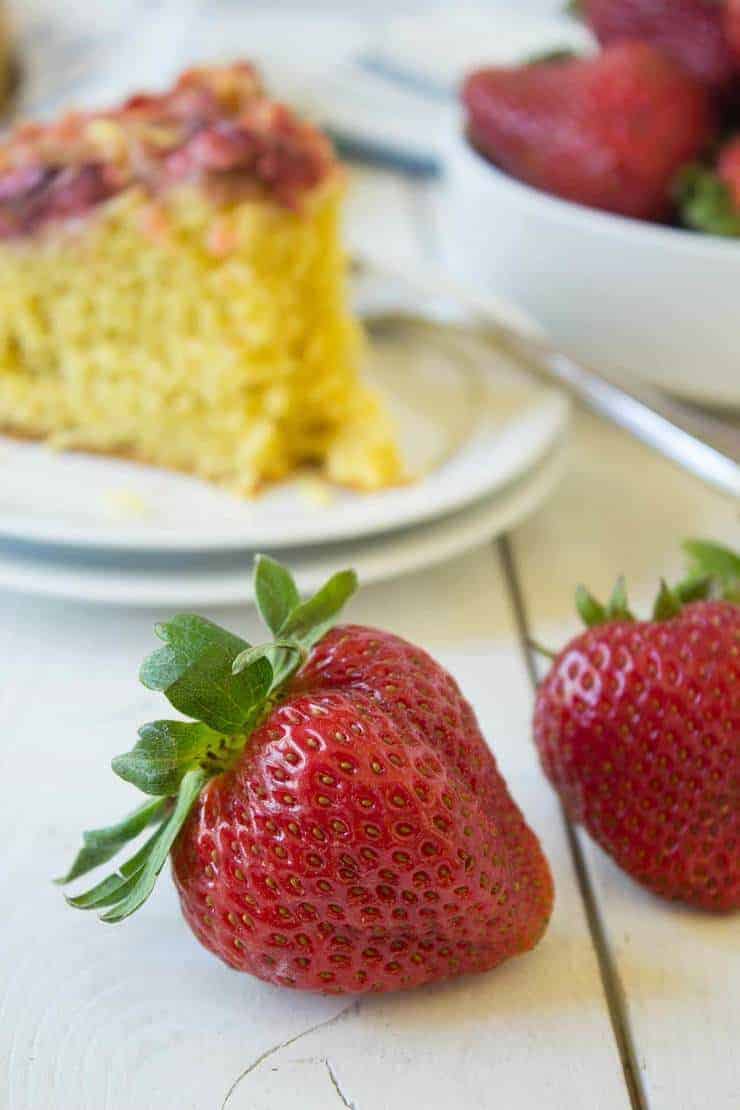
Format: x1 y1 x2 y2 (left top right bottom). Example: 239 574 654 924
354 252 739 501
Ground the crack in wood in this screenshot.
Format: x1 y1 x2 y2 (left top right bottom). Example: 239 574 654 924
496 533 649 1110
325 1057 357 1109
220 1002 358 1108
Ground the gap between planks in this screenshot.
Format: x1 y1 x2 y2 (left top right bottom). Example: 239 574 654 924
496 533 649 1110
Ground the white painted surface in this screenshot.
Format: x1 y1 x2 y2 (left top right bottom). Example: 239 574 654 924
0 550 631 1110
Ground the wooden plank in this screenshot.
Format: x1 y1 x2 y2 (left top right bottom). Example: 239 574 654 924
510 410 740 1110
0 548 632 1109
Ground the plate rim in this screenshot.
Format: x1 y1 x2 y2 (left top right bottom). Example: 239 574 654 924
0 439 568 607
0 386 568 552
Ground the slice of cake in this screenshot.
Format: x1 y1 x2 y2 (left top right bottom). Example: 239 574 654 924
0 63 402 494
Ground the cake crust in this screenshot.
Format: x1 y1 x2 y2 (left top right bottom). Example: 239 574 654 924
0 63 337 239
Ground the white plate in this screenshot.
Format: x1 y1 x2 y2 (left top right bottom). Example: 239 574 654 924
0 295 568 553
0 440 567 606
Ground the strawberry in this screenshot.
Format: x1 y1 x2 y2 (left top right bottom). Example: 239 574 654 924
60 557 553 993
462 44 714 221
726 0 740 61
579 0 737 92
676 135 740 235
534 540 739 912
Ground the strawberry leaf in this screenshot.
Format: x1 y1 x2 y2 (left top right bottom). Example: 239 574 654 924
55 796 169 884
65 824 169 909
676 575 713 604
576 577 635 627
653 579 682 621
675 165 740 238
605 576 634 622
231 640 304 674
100 769 209 923
65 774 204 922
166 651 272 733
683 539 740 602
66 872 133 910
112 720 227 796
254 554 300 635
140 614 249 691
575 585 607 627
526 48 579 66
141 614 273 733
280 569 358 648
235 565 359 692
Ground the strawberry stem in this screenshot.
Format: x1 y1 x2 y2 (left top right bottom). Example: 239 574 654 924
526 637 556 661
232 639 308 676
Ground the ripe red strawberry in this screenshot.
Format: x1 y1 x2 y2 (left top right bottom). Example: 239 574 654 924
726 0 740 60
579 0 737 92
60 557 553 993
462 43 714 220
534 541 739 912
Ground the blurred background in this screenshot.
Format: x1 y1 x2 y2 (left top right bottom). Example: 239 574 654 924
3 0 739 426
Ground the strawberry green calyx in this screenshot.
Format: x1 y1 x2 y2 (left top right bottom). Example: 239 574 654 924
58 555 358 922
576 575 635 628
241 557 358 691
682 539 740 603
652 579 683 621
675 165 740 238
525 48 581 66
575 538 739 629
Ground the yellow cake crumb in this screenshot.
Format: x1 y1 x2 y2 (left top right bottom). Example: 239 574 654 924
0 183 402 495
102 488 151 520
298 476 335 508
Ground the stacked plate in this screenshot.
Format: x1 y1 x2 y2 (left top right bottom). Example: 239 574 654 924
0 264 570 607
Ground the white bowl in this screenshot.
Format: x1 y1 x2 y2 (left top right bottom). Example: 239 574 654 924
442 128 740 408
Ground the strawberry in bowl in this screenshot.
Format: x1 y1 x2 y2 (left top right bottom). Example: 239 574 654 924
534 540 739 912
462 43 714 222
59 557 554 993
578 0 738 92
449 28 740 404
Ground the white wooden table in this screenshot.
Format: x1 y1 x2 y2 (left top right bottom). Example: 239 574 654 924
1 117 738 1110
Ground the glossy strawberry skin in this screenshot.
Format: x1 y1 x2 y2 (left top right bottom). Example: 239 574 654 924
582 0 737 91
534 602 739 911
463 44 713 220
172 625 554 993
